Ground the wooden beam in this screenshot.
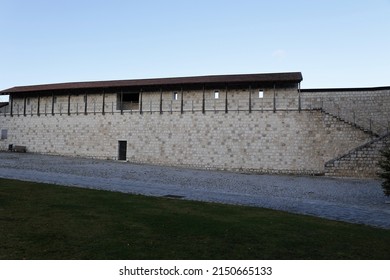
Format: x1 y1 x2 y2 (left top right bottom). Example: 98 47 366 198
225 85 228 113
51 93 55 115
139 89 143 114
160 88 163 114
84 92 88 115
180 87 184 114
298 82 301 113
10 95 13 117
102 90 105 115
273 84 276 113
249 85 252 113
68 94 71 115
202 85 205 114
120 91 123 115
23 96 27 116
37 94 40 116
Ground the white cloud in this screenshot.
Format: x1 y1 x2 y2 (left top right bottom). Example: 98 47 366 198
272 49 287 60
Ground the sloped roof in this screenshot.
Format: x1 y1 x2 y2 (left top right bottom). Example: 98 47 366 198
1 72 302 94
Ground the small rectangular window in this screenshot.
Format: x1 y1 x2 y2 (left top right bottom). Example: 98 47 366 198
173 92 178 100
259 90 264 98
1 129 7 140
214 91 219 99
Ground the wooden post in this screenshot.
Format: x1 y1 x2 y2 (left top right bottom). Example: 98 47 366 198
202 85 205 114
51 93 55 115
249 85 252 113
139 89 143 114
180 87 184 114
225 85 228 113
23 96 27 116
84 92 88 115
37 94 40 116
68 94 71 115
102 90 105 115
298 82 301 113
10 95 13 117
120 91 123 115
273 84 276 113
160 88 163 114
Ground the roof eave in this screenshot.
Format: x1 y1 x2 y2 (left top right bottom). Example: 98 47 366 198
0 72 303 94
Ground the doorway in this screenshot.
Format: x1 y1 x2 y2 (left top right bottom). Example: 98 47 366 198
118 141 127 160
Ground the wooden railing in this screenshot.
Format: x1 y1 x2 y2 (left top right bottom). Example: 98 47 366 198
1 96 389 135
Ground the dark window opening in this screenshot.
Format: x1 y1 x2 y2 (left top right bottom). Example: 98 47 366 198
117 92 139 110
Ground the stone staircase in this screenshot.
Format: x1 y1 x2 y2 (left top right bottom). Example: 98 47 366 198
318 108 380 137
318 107 389 178
324 132 390 178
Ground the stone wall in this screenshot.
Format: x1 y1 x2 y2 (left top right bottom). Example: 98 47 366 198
325 133 390 178
2 86 386 178
301 88 390 135
0 109 372 175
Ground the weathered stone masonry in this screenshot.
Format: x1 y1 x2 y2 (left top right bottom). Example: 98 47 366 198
325 133 390 177
0 110 372 175
302 87 390 135
1 72 389 177
301 87 390 178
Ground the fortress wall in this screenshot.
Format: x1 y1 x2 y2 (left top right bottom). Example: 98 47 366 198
0 110 371 175
325 133 390 178
301 89 390 132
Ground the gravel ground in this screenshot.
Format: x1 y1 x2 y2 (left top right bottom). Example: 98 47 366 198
1 152 389 229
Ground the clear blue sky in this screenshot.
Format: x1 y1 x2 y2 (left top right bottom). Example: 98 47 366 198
1 0 389 100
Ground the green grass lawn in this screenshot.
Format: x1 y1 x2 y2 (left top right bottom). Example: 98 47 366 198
0 178 389 260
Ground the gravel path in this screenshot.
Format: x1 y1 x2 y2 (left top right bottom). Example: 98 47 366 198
1 152 389 229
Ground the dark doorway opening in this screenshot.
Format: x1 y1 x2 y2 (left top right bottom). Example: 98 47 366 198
118 141 127 160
